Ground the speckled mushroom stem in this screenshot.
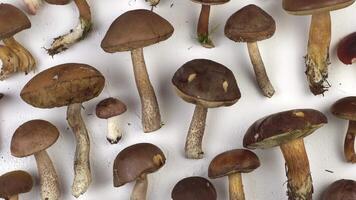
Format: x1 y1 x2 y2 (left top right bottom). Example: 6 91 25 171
67 103 92 197
344 120 356 163
131 174 148 200
9 195 19 200
107 116 122 144
131 48 162 133
0 45 19 80
305 11 331 95
23 0 43 15
228 173 245 200
197 5 214 48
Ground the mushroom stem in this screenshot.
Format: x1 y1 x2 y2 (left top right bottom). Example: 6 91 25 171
228 173 245 200
344 120 356 163
0 45 19 80
146 0 160 6
107 116 122 144
305 11 331 95
185 104 208 159
23 0 43 15
280 138 312 200
131 174 148 200
131 48 162 133
67 103 92 197
34 150 60 200
197 5 214 48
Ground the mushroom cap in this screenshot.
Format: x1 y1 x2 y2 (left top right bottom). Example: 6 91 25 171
331 97 356 121
21 63 105 108
190 0 229 5
96 97 127 119
45 0 71 5
0 170 33 198
225 4 276 43
172 59 241 108
101 9 174 52
0 4 31 40
243 109 327 149
321 179 356 200
283 0 354 15
208 149 260 179
11 120 60 157
337 33 356 65
113 143 166 187
171 176 217 200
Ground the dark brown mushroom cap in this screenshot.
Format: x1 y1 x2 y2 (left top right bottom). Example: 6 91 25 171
190 0 229 5
208 149 260 179
331 97 356 121
20 63 105 108
171 176 217 200
11 120 60 157
96 97 127 119
337 32 356 65
321 179 356 200
101 9 174 52
0 170 33 198
283 0 354 15
0 4 31 40
113 143 165 187
243 109 327 149
45 0 71 5
172 59 241 108
225 4 276 43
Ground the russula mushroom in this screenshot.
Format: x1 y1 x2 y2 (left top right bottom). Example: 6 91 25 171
225 4 276 98
171 176 217 200
243 109 327 200
337 32 356 65
113 143 166 200
208 149 260 200
0 170 33 200
172 59 241 159
283 0 354 95
96 97 127 144
101 9 174 133
0 3 35 80
20 63 105 197
321 179 356 200
11 120 60 200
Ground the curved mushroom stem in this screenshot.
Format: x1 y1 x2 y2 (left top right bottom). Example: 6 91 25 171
146 0 160 6
9 195 19 200
107 116 122 144
197 5 214 48
34 150 60 200
0 45 19 80
344 120 356 163
67 103 92 197
305 11 331 95
131 48 162 133
228 173 245 200
23 0 43 15
131 174 148 200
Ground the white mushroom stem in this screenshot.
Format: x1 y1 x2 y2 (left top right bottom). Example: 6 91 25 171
67 103 92 198
131 174 148 200
107 116 122 144
0 45 19 80
228 173 245 200
23 0 43 15
9 195 19 200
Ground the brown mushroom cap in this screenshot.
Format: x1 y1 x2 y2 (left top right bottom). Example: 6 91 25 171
321 179 356 200
11 120 60 157
96 97 127 119
113 143 166 187
0 170 33 199
171 176 217 200
190 0 229 5
337 32 356 65
101 9 174 52
331 97 356 121
0 3 31 40
283 0 354 15
172 59 241 108
20 63 105 108
243 109 327 149
45 0 71 5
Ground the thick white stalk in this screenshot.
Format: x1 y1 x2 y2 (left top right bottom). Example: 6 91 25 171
107 116 122 144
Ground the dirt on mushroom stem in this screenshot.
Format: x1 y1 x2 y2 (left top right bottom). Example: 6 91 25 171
344 120 356 163
197 4 214 48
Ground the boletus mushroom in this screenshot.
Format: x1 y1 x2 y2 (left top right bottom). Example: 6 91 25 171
101 9 174 133
0 170 33 200
20 63 105 197
243 109 328 200
337 32 356 65
172 59 241 159
171 176 217 200
321 179 356 200
11 120 60 200
113 143 166 200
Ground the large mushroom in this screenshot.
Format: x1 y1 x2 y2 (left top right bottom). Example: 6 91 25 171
337 32 356 65
321 179 356 200
172 59 241 159
171 176 217 200
20 63 105 197
101 9 174 133
0 170 33 200
243 109 327 200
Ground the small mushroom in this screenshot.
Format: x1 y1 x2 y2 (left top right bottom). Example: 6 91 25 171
11 120 60 200
0 170 33 200
225 4 276 98
172 59 241 159
171 176 217 200
101 9 174 133
96 97 127 144
321 179 356 200
243 109 327 200
113 143 166 200
208 149 260 200
337 32 356 65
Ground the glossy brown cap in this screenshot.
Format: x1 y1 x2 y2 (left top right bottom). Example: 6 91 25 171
283 0 354 15
243 109 327 149
45 0 71 5
331 97 356 121
11 120 60 157
172 59 241 108
0 4 31 40
225 4 275 43
21 63 105 108
96 97 127 119
337 33 356 65
321 179 356 200
101 9 174 52
190 0 229 5
171 176 217 200
113 143 165 187
0 170 33 198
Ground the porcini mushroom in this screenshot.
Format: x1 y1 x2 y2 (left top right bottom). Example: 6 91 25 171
321 179 356 200
225 4 276 98
172 59 241 159
172 176 217 200
0 170 33 200
208 149 260 200
20 63 105 197
101 9 174 133
96 97 127 144
243 109 327 200
337 32 356 65
113 143 166 200
11 120 60 200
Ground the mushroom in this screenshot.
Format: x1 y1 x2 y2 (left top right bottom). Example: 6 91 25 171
321 179 356 200
20 63 105 197
113 143 166 200
225 4 276 98
101 9 174 133
282 0 354 95
0 3 36 80
337 32 356 65
0 170 33 200
172 59 241 159
171 176 217 200
96 97 127 144
243 109 327 200
208 149 260 200
11 120 60 200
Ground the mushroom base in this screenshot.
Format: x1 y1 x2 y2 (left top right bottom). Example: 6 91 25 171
228 173 245 200
131 174 148 200
23 0 43 15
107 116 123 144
344 120 356 163
197 5 214 48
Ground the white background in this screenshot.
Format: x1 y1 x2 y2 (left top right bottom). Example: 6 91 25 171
0 0 356 199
